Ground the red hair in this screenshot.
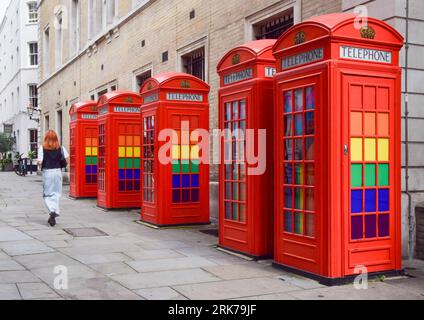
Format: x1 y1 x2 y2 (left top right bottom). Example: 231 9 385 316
43 130 60 150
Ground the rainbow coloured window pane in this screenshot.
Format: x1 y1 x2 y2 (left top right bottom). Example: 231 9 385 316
85 137 98 184
143 116 155 203
172 143 200 204
350 111 390 240
223 100 247 222
118 135 141 192
283 86 315 237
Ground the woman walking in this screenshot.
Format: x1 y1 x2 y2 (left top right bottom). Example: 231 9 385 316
37 130 69 227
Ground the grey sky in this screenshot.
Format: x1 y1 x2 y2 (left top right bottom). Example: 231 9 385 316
0 0 11 23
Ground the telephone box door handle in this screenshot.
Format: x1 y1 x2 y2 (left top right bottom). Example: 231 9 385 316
344 144 349 156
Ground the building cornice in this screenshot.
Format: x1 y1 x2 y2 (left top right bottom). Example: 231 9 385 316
0 66 39 96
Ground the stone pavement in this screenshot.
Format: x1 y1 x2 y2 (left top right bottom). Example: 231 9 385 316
0 172 423 300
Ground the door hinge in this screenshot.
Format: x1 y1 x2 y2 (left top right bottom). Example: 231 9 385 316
344 144 349 156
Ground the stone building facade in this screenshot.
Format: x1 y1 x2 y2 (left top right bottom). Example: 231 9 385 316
38 0 424 258
37 0 336 158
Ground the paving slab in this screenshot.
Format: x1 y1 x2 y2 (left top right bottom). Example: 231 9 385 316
43 240 72 249
232 293 298 300
17 282 61 300
0 240 55 256
288 282 424 300
136 287 188 300
127 257 217 273
0 259 25 271
89 262 138 276
31 264 103 286
174 245 223 257
193 254 251 266
0 284 21 300
112 268 221 290
384 277 424 296
202 263 282 280
277 273 325 290
57 278 144 300
0 270 41 283
71 252 131 265
136 240 193 250
14 252 80 269
0 227 32 242
124 249 184 261
0 251 10 260
173 277 301 300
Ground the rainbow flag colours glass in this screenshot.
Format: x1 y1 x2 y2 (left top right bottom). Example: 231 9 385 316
118 135 141 192
85 137 98 184
350 111 390 240
171 135 200 204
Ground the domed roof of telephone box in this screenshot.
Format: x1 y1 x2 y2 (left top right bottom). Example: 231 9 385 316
273 13 403 54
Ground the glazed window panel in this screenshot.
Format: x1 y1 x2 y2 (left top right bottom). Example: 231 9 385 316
69 128 76 185
142 116 155 202
283 85 316 237
350 105 391 240
98 124 106 191
171 116 201 204
85 134 98 185
118 124 141 194
223 100 247 222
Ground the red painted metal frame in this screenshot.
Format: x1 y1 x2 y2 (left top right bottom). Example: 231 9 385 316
96 91 142 209
139 73 210 226
273 13 403 281
69 101 98 199
217 40 276 258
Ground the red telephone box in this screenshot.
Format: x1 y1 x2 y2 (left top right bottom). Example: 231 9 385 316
69 101 98 198
139 73 210 226
96 91 142 209
273 13 403 284
217 40 276 258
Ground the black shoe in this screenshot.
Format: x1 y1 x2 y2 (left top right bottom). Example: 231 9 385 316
48 213 58 227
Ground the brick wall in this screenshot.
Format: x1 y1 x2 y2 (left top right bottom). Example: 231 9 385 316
38 0 343 180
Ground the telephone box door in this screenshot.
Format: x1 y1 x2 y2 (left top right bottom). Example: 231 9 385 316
220 91 250 253
343 73 398 276
276 74 321 274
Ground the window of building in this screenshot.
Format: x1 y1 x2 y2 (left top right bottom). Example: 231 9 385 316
55 13 63 69
57 110 63 145
88 0 95 39
135 70 152 91
162 51 168 63
43 27 50 75
107 0 118 25
44 115 50 131
253 9 294 40
181 47 205 81
29 42 38 66
28 84 38 109
70 0 80 56
89 0 105 39
28 2 38 23
29 129 38 156
97 89 108 97
3 124 13 136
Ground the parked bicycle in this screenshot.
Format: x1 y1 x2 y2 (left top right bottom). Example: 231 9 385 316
14 154 29 177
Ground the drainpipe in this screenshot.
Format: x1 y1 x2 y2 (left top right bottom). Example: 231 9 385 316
404 0 413 260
